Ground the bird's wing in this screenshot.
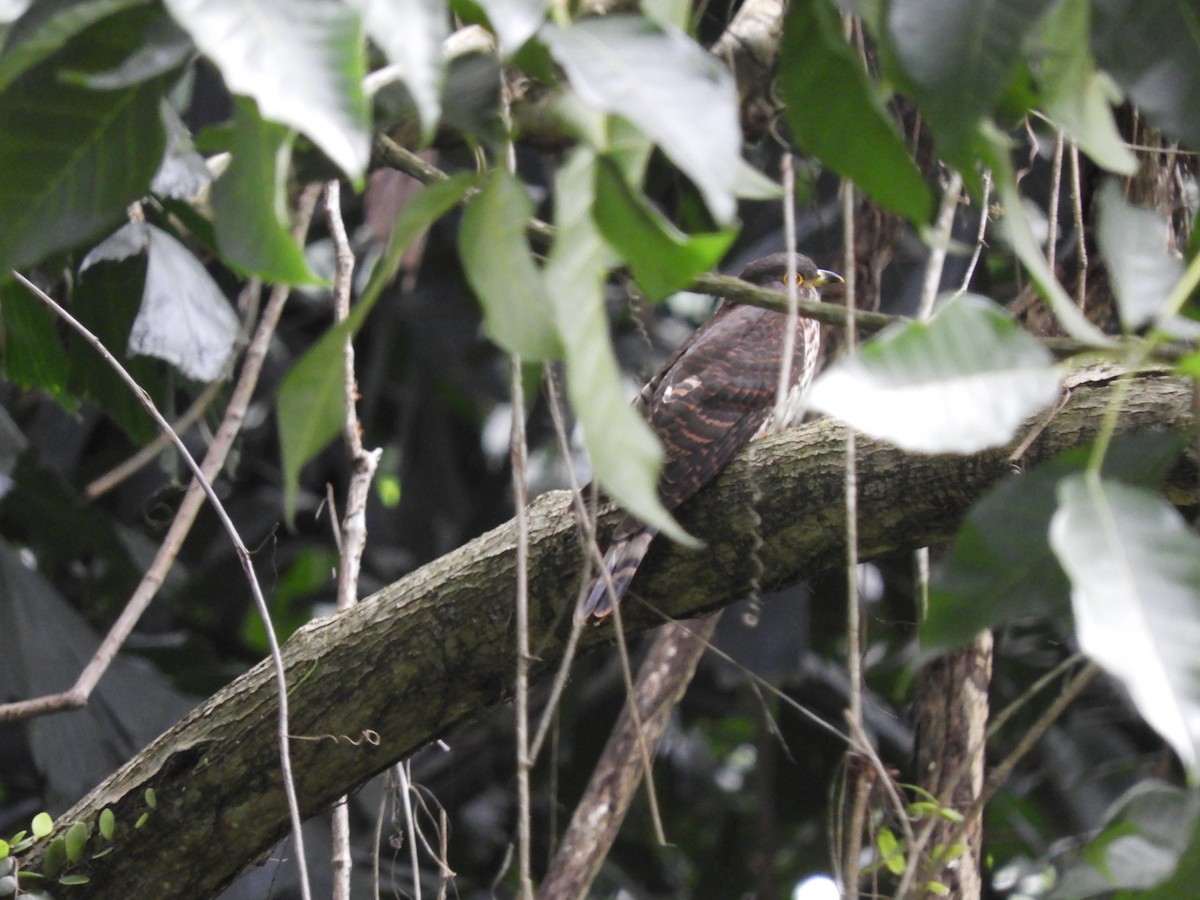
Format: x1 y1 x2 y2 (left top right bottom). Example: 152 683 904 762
648 304 796 511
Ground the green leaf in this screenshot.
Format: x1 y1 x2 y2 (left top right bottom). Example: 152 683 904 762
0 73 166 271
31 812 53 838
211 97 322 285
1052 782 1200 897
886 0 1058 164
144 788 156 808
278 175 474 523
807 293 1060 453
1092 0 1200 150
925 432 1182 654
0 0 147 91
163 0 369 180
592 156 736 302
58 874 90 885
1096 179 1184 331
876 827 906 874
541 15 741 224
98 808 115 841
779 0 933 223
544 147 693 546
134 812 149 828
475 0 548 55
1029 0 1136 175
459 168 561 359
0 279 71 398
63 822 88 862
988 144 1112 345
66 13 193 89
355 0 446 142
42 837 66 875
1051 475 1200 773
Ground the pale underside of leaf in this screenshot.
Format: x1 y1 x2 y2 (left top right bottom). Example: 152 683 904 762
164 0 369 179
807 293 1061 454
1051 474 1200 774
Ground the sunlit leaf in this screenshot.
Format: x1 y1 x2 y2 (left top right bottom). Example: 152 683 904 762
1030 0 1136 175
780 0 932 223
1092 0 1200 150
592 156 736 302
925 432 1182 654
475 0 548 55
278 175 474 523
163 0 369 179
1096 179 1184 331
210 97 322 285
886 0 1057 164
0 0 145 91
543 147 693 546
0 73 165 271
353 0 446 142
1051 475 1200 773
807 293 1060 453
31 812 53 837
459 168 561 359
541 15 741 224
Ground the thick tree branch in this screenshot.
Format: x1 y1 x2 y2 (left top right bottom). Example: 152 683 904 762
22 370 1195 899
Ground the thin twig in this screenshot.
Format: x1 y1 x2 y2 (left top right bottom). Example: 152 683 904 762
0 183 323 726
1069 142 1089 310
916 169 963 319
510 354 535 900
11 271 313 900
1046 132 1065 272
398 761 423 900
85 376 225 498
326 178 380 900
954 170 992 298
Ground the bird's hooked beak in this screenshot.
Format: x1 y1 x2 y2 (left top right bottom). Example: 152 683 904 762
812 268 845 288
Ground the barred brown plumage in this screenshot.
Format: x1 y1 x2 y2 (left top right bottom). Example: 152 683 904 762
581 252 844 620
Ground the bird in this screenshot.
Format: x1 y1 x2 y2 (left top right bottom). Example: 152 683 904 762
580 252 844 621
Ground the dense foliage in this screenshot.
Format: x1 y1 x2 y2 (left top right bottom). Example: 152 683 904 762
1 0 1200 897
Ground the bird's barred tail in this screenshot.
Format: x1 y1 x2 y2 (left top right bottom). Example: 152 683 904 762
579 527 657 621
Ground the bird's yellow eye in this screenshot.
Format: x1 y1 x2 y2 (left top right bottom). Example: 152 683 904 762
779 272 805 287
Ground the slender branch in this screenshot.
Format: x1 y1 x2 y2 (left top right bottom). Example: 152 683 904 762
11 270 313 899
0 184 323 725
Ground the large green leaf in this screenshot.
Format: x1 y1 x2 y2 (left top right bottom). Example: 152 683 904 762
1051 474 1200 773
353 0 446 142
163 0 369 180
592 156 736 303
1050 782 1200 898
0 73 166 271
1029 0 1136 176
1092 0 1200 150
210 98 322 285
885 0 1057 165
779 0 932 224
543 147 692 546
1096 179 1184 331
0 279 71 398
278 174 474 523
541 15 741 224
0 0 147 91
807 293 1060 453
924 432 1182 654
459 168 561 360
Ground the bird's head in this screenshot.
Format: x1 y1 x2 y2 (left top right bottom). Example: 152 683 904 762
737 252 844 296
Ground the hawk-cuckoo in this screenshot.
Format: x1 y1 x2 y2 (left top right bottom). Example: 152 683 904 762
581 253 844 620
